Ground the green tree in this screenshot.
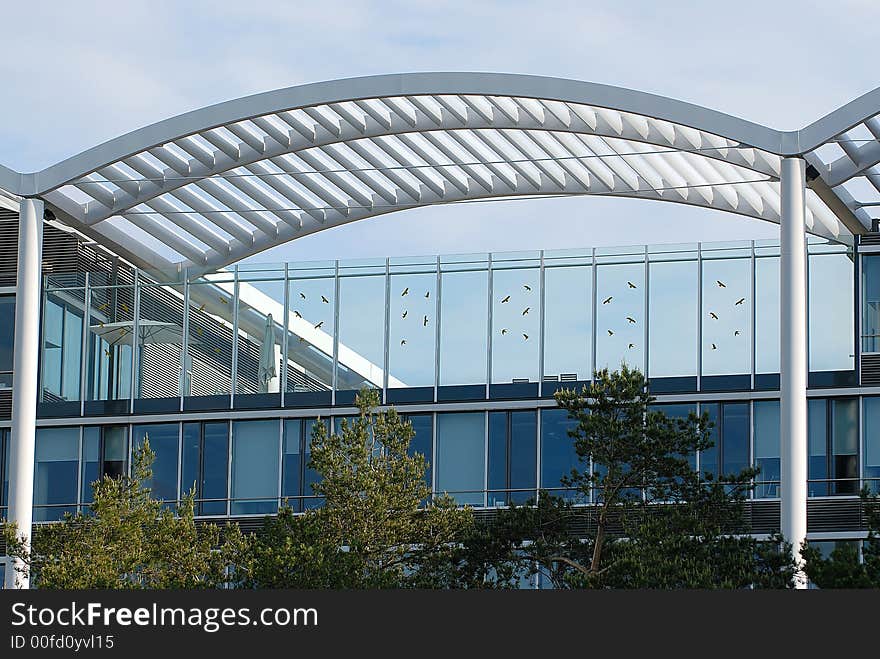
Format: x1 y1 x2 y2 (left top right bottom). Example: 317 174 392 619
802 488 880 588
243 388 472 588
2 439 246 589
432 366 797 588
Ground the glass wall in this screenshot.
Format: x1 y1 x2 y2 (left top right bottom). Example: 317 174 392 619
436 412 485 505
754 250 780 377
808 247 854 372
182 421 229 515
864 397 880 493
753 400 780 498
0 295 13 389
648 257 697 380
80 425 128 509
336 261 386 397
491 256 540 384
34 427 80 521
701 402 749 481
809 398 859 496
235 265 285 401
863 255 880 353
488 411 537 505
133 423 179 504
405 414 434 492
701 246 751 378
543 255 591 383
0 428 8 517
282 418 327 511
595 258 645 372
135 281 185 401
230 419 279 515
540 407 581 500
439 257 489 389
388 259 437 392
286 263 335 399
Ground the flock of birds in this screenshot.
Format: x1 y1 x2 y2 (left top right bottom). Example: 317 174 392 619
398 286 432 346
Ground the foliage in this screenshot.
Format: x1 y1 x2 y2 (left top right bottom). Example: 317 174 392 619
242 388 472 588
2 439 246 589
802 488 880 588
426 366 797 588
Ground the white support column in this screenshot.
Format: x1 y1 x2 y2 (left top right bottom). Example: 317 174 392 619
5 198 44 590
779 157 808 589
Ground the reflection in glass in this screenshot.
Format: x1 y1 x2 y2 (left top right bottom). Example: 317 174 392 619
389 272 436 388
133 423 179 504
436 412 485 505
596 263 644 372
0 296 14 388
863 255 880 353
540 408 581 500
135 283 185 399
236 275 285 396
286 275 335 394
491 267 540 383
808 398 828 497
87 286 134 401
648 261 697 378
186 276 235 397
543 266 591 382
649 403 697 470
41 292 84 402
864 397 880 493
439 270 488 386
34 427 79 522
701 259 750 376
808 253 854 372
832 398 858 495
753 400 780 498
231 419 279 514
406 414 434 492
488 411 537 505
755 257 780 374
701 402 749 480
337 275 386 392
182 421 229 515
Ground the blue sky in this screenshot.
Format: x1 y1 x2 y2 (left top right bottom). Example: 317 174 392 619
1 0 877 261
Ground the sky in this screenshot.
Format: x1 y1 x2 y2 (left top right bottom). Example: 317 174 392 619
1 0 878 262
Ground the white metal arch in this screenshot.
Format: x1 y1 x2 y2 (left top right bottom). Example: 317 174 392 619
1 72 879 272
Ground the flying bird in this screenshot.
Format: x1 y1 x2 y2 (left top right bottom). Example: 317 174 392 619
626 317 636 324
104 348 111 357
321 295 330 304
424 291 430 299
523 284 532 291
734 330 741 336
522 333 529 340
607 329 614 336
400 339 407 346
402 310 408 319
293 310 302 318
716 280 726 288
522 307 530 316
401 287 409 296
628 343 635 349
603 296 613 305
314 321 324 330
709 312 719 320
735 298 745 306
711 343 717 350
501 295 511 304
423 315 429 327
501 328 508 335
197 303 206 312
627 281 637 289
299 292 306 300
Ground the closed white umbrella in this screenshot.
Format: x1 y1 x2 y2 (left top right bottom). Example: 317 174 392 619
257 313 277 393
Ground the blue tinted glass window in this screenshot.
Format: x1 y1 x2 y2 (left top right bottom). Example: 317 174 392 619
808 398 828 496
753 400 780 498
540 408 580 500
832 398 858 495
406 414 433 491
303 418 327 509
702 403 720 478
863 255 880 353
133 424 179 504
865 397 880 493
34 427 79 522
722 402 749 477
62 307 83 400
80 427 100 507
509 411 537 504
0 296 14 377
282 419 302 511
436 412 485 506
231 419 279 515
1 429 8 510
191 422 229 516
488 412 507 497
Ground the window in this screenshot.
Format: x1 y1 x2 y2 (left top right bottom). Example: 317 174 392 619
701 257 751 377
491 264 540 384
753 401 780 498
388 270 437 389
182 422 229 516
1 428 9 515
701 402 749 481
34 427 80 522
808 398 859 496
864 397 880 493
809 251 854 372
231 420 279 515
285 269 335 395
133 424 179 504
543 265 591 382
436 412 485 505
648 260 698 379
405 414 433 493
596 262 644 372
649 403 697 471
79 425 128 509
755 256 780 375
337 272 385 394
282 418 328 511
0 295 13 388
863 255 880 353
439 268 489 387
540 407 580 500
488 411 537 506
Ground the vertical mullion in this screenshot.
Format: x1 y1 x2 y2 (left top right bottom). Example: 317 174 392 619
434 255 441 402
643 245 649 377
538 250 545 395
79 272 90 416
697 243 703 391
277 418 283 510
129 269 140 413
230 266 239 409
591 248 597 381
750 241 756 390
176 422 183 507
281 263 289 406
76 426 83 510
226 420 233 517
332 261 340 405
180 272 189 411
486 254 493 395
383 258 391 402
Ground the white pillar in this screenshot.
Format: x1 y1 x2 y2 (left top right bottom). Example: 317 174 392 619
779 158 808 588
4 198 43 589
